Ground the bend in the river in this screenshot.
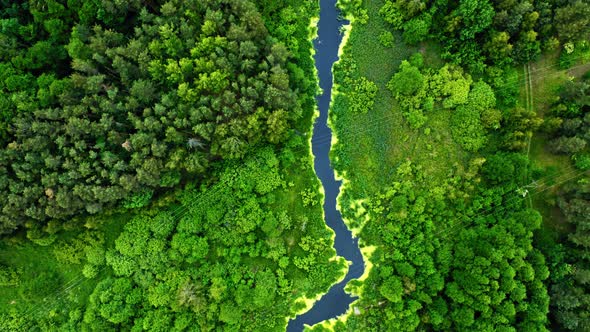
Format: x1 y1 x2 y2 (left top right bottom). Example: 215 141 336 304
287 0 364 330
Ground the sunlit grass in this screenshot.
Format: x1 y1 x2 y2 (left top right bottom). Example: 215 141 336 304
331 0 466 201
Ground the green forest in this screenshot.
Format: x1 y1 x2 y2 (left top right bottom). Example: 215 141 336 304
0 0 348 330
309 0 590 330
1 0 590 331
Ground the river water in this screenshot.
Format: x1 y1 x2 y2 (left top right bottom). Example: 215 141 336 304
286 0 364 330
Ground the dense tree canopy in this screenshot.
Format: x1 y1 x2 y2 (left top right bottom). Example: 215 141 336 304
0 0 352 329
541 180 590 331
74 148 345 331
544 74 590 165
321 157 549 331
539 72 590 331
1 142 346 330
379 0 590 70
0 0 310 234
2 0 589 331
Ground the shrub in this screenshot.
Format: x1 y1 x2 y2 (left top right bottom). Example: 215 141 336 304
451 105 486 152
379 31 395 48
123 189 154 209
348 77 378 114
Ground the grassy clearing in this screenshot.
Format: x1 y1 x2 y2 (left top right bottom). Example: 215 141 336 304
527 49 583 171
526 52 580 231
530 51 568 116
0 213 128 321
331 0 467 202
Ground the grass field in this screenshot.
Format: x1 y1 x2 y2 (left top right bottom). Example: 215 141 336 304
525 51 587 232
331 0 468 211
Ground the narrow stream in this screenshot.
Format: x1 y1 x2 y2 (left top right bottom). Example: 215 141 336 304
287 0 364 330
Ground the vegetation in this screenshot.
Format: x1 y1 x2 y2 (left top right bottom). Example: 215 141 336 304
546 180 590 331
543 74 590 161
378 0 590 71
0 0 316 234
308 0 589 331
1 0 590 330
533 72 590 331
0 0 349 330
332 158 549 331
1 147 346 330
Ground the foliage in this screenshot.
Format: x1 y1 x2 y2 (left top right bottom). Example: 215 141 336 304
122 189 154 209
321 1 565 330
339 0 369 23
0 145 345 330
573 153 590 171
558 42 590 69
0 1 346 331
554 2 590 44
0 0 308 234
387 55 500 149
543 76 590 165
401 14 431 45
81 148 344 331
500 106 543 151
539 74 590 331
451 105 487 152
321 160 549 331
301 188 319 207
347 77 378 114
0 265 20 287
377 0 588 70
388 60 424 96
545 181 590 331
378 31 394 48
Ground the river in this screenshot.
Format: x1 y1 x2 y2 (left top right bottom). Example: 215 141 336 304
286 0 365 330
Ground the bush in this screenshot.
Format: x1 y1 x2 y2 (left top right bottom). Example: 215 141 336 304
83 264 99 279
300 188 318 207
0 265 20 286
407 109 428 129
379 31 395 48
549 136 587 154
451 105 486 152
348 77 378 114
27 227 57 246
388 61 424 96
86 247 106 266
123 189 154 209
402 15 431 45
54 240 86 265
573 153 590 170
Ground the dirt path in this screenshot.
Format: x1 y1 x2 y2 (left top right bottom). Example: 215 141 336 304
567 62 590 78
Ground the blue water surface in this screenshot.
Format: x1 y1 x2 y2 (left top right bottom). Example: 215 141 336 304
286 0 364 330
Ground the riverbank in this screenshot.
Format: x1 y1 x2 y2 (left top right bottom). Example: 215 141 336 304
286 0 367 329
307 0 479 330
303 244 376 331
307 0 573 329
